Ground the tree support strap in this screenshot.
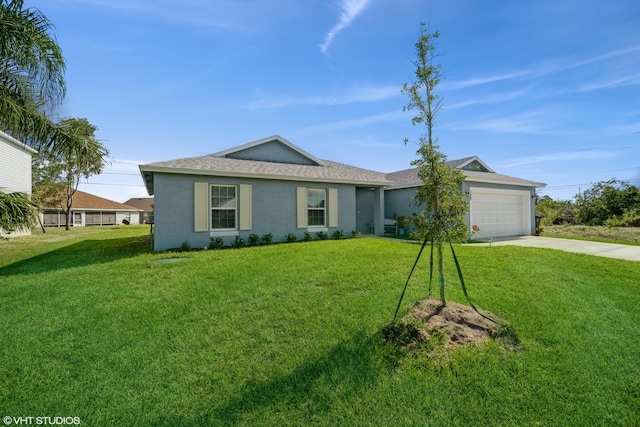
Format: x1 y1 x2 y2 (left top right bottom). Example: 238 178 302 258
393 235 501 325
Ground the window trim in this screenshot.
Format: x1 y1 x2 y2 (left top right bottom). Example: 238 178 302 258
306 188 326 228
210 184 237 231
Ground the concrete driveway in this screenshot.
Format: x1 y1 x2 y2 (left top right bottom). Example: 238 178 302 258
471 236 640 262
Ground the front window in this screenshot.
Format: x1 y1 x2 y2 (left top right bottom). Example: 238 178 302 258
211 185 236 229
307 188 326 226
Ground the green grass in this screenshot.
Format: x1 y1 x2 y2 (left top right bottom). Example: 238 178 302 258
1 226 639 425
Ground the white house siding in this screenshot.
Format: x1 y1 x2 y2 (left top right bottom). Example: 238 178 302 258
0 133 34 195
0 131 37 237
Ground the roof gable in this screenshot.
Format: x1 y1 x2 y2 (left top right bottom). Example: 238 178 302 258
456 157 494 173
139 136 390 195
213 135 324 166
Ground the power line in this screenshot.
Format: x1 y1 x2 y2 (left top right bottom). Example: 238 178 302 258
81 182 146 187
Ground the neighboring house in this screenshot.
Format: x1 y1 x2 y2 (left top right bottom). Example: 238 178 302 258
123 197 154 224
42 190 142 227
139 136 390 251
0 130 37 237
139 136 545 251
385 156 545 239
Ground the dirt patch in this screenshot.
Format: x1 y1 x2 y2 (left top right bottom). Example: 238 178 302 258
382 298 518 361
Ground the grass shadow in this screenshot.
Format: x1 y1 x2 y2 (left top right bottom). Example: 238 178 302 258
205 330 385 425
0 235 150 277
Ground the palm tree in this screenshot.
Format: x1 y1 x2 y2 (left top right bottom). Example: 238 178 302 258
0 1 109 233
0 0 73 150
0 191 37 234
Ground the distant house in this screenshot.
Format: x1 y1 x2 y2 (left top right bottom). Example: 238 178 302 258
139 136 545 251
385 157 545 239
0 130 38 237
123 197 154 224
42 190 142 227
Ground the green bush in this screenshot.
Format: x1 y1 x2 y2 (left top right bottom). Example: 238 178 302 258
260 233 274 245
248 234 260 246
285 233 297 243
231 236 244 248
208 237 224 250
603 208 640 227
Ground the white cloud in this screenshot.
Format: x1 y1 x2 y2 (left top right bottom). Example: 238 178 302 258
444 71 532 91
57 0 294 31
245 83 399 109
293 110 405 133
446 87 534 110
446 44 640 92
320 0 371 54
577 73 640 92
494 149 621 169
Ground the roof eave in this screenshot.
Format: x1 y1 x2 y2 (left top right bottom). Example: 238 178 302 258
138 165 390 187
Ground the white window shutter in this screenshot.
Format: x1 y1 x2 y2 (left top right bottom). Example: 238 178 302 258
239 184 252 230
329 188 338 227
194 182 209 232
297 187 307 228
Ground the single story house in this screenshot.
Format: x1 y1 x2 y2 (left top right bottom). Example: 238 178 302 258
139 136 545 251
385 157 545 239
123 197 154 224
0 129 38 237
42 190 142 227
140 136 390 251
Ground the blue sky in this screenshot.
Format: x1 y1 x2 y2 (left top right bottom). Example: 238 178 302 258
28 0 640 203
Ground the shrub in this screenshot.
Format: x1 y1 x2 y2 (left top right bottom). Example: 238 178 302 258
180 241 191 252
351 230 361 238
285 233 297 243
208 237 224 250
231 236 244 248
303 232 312 242
248 234 260 246
603 208 640 227
332 230 344 240
260 233 273 245
316 232 328 240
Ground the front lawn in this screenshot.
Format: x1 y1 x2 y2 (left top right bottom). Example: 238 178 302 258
1 226 639 425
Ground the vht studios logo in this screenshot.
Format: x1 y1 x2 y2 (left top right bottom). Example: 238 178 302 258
3 416 81 425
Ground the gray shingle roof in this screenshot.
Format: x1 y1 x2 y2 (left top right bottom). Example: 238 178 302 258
138 136 544 195
385 161 545 189
140 154 392 195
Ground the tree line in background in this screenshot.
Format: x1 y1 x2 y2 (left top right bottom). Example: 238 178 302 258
0 0 108 233
536 179 640 227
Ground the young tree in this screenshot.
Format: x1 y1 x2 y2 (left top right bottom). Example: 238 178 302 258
33 118 109 230
401 23 468 307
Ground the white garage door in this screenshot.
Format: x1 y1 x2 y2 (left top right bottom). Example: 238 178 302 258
469 188 531 238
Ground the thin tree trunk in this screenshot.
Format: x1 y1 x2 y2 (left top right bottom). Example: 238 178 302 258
37 214 46 233
437 242 446 306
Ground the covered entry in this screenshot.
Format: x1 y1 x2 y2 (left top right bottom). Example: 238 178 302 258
355 186 384 235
